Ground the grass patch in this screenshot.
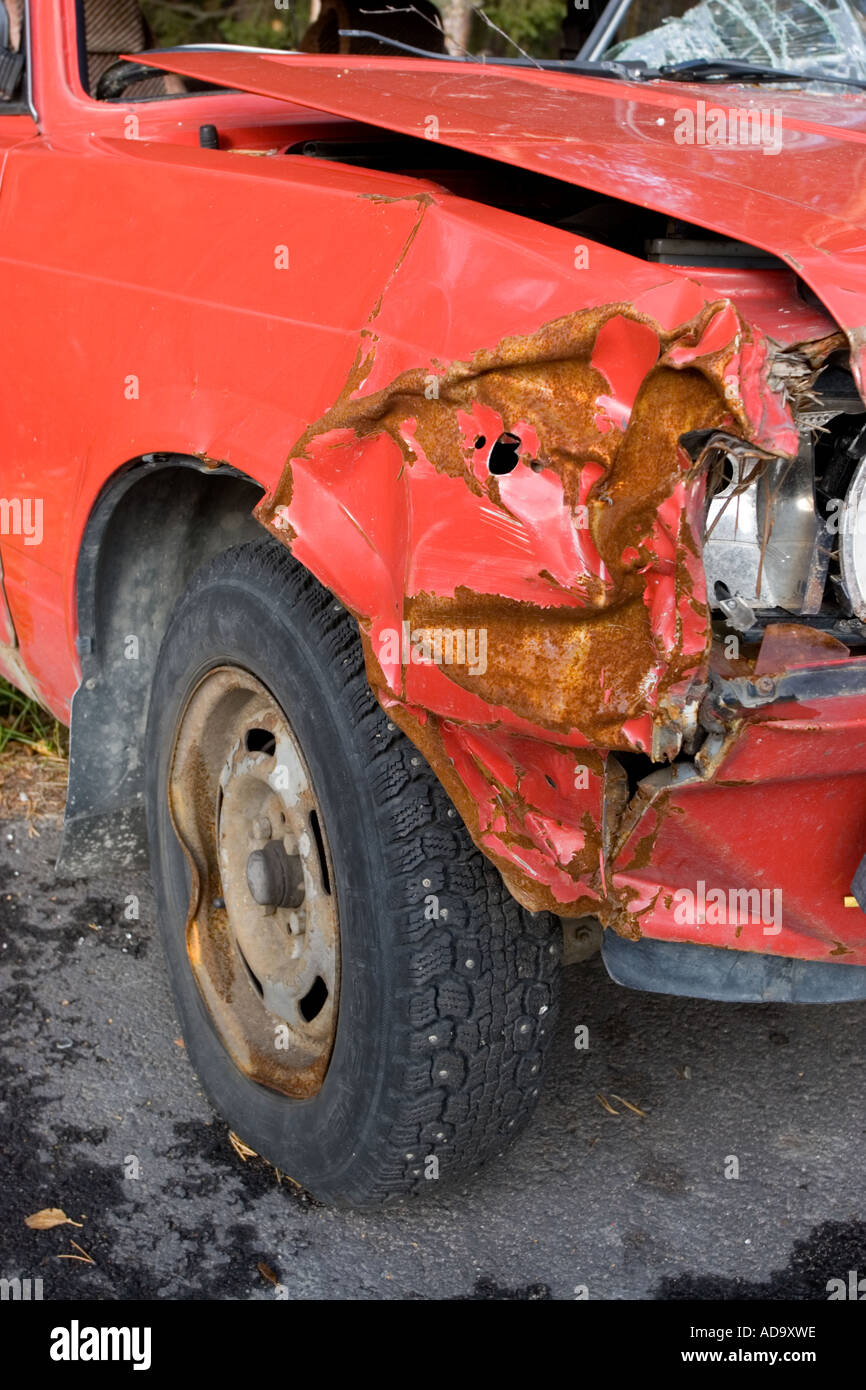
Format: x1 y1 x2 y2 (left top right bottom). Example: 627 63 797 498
0 678 68 757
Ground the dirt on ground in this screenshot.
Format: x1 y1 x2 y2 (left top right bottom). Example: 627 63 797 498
0 744 67 823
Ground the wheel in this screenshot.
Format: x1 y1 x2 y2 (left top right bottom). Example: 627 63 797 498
145 539 561 1206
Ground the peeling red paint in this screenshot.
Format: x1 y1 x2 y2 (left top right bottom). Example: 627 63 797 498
257 290 801 917
591 316 660 434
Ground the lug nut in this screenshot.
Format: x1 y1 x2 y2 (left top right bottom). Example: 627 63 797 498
246 840 305 909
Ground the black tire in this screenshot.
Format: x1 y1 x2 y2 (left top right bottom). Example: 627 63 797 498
145 539 561 1206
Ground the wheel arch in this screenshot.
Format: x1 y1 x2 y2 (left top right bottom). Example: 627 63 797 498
58 455 265 876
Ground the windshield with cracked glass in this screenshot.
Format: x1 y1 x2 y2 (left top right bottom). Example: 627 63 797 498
135 2 866 90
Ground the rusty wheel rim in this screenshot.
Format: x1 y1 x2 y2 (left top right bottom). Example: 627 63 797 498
168 667 340 1098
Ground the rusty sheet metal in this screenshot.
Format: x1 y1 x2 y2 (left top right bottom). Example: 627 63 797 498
257 292 800 917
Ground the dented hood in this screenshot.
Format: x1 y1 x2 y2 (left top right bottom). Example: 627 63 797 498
139 51 866 349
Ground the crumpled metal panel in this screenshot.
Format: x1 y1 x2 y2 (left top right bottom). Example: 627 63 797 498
256 291 798 915
611 690 866 965
132 49 866 390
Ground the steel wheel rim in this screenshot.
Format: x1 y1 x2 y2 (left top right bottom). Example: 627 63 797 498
168 666 340 1098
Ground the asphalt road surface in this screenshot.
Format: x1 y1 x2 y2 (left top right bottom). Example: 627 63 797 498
2 818 864 1301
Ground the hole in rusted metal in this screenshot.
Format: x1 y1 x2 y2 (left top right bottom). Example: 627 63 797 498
245 727 276 756
299 975 328 1022
309 808 331 895
487 432 521 475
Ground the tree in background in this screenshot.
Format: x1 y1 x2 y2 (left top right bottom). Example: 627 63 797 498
141 2 313 49
141 2 572 58
437 0 471 50
472 1 568 56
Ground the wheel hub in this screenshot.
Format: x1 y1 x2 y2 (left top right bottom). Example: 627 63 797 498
246 839 305 910
168 667 339 1098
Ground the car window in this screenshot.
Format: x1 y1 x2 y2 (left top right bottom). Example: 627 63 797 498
85 0 866 100
605 0 866 87
0 0 26 109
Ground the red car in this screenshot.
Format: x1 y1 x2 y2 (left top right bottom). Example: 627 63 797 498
2 0 866 1205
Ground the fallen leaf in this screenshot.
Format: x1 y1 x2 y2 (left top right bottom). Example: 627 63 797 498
174 1037 185 1048
257 1261 279 1286
25 1207 83 1230
596 1093 620 1116
229 1131 257 1161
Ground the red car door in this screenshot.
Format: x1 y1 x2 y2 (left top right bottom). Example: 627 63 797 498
0 3 38 654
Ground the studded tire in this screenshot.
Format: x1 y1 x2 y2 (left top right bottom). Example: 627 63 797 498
145 539 561 1207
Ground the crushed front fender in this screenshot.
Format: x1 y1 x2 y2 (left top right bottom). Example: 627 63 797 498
257 284 800 919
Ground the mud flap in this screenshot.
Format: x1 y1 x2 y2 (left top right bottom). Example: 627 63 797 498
602 931 866 1003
